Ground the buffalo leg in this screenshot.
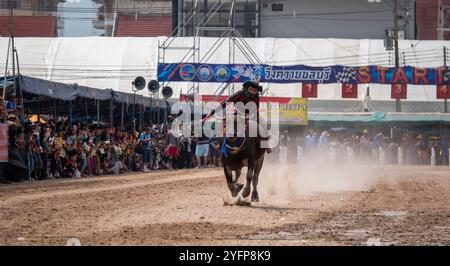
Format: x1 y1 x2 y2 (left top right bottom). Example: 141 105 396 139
234 169 241 183
233 169 244 195
251 155 265 202
242 160 254 198
224 166 238 197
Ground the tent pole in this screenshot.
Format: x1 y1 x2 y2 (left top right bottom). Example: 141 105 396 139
132 91 136 134
110 94 114 128
150 96 153 124
121 102 124 130
69 100 73 128
52 99 56 120
85 98 88 126
36 95 40 125
11 36 16 96
139 103 142 131
3 37 11 99
55 100 58 121
96 100 100 126
14 48 22 116
157 100 160 125
164 100 168 126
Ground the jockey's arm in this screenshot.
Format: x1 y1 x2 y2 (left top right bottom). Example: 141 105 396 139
203 90 244 121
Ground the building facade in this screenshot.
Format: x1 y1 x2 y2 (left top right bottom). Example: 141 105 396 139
259 0 415 39
0 0 63 37
93 0 172 37
1 0 449 39
415 0 450 40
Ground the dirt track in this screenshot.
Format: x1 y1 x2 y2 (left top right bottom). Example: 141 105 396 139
0 165 449 246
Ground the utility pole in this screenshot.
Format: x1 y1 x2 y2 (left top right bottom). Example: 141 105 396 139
9 7 15 82
445 46 448 113
437 0 450 40
394 0 401 112
438 0 444 40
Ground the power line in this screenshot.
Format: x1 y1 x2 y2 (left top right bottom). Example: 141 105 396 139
6 54 444 79
4 6 173 13
261 9 393 17
262 16 393 22
6 47 443 72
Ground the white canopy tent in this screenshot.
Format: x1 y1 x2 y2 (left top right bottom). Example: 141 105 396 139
1 36 449 103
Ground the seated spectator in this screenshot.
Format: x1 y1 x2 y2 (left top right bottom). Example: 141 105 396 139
6 93 16 111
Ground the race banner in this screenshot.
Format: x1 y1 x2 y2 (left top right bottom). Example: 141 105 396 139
342 83 358 98
301 83 318 98
437 84 450 99
179 95 308 126
158 63 450 85
391 84 408 99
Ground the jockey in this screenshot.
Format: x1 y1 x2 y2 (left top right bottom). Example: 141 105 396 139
204 80 261 117
203 80 272 153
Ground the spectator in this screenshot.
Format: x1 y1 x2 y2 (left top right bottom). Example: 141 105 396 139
6 93 16 111
304 129 316 155
372 132 383 164
166 129 180 170
139 127 153 172
209 137 221 167
360 129 371 163
437 136 449 165
178 136 192 169
195 135 209 168
416 133 429 165
318 131 330 151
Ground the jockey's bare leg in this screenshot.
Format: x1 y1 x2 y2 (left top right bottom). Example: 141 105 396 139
257 117 272 154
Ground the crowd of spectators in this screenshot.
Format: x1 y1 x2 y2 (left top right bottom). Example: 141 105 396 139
3 92 450 183
272 128 450 166
0 94 222 183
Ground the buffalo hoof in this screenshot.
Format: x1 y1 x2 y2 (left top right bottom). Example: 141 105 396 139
251 191 259 202
234 183 244 194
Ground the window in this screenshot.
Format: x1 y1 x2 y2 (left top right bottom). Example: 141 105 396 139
272 3 283 12
1 0 21 9
38 0 51 11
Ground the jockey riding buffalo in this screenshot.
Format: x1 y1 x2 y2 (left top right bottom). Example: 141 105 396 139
203 81 270 202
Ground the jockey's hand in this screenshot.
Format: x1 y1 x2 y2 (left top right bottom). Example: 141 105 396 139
202 115 210 123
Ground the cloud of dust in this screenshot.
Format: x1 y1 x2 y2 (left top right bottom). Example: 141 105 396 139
257 153 382 204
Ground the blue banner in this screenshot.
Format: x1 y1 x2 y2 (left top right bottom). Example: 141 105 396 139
157 63 450 85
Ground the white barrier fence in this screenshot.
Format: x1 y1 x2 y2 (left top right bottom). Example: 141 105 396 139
277 145 450 166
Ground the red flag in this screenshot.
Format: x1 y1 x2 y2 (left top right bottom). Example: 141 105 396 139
437 84 450 99
341 83 358 98
391 83 407 99
302 83 317 98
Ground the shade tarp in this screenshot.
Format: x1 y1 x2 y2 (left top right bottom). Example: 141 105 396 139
13 75 165 107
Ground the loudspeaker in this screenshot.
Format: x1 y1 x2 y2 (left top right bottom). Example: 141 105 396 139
148 80 160 94
161 86 173 99
132 76 146 91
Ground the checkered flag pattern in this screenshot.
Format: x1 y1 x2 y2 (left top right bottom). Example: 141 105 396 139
335 67 357 83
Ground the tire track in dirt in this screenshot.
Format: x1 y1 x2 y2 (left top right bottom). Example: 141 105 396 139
0 169 222 206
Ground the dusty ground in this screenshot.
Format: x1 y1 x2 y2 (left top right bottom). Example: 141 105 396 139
0 164 449 246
